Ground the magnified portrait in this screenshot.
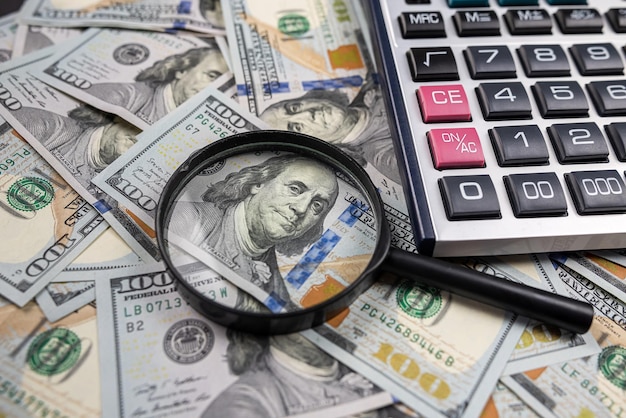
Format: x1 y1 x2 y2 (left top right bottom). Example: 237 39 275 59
169 154 340 307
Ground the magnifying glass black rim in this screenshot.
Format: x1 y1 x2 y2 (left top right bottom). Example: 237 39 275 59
156 130 391 334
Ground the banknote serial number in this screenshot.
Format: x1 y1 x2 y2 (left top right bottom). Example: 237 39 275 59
361 303 454 368
0 147 30 175
0 375 67 418
123 297 184 333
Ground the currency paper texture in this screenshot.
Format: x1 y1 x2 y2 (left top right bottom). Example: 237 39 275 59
0 301 101 416
35 28 231 129
483 254 599 376
0 13 17 62
92 86 268 227
19 0 227 35
502 259 626 417
0 47 164 263
53 227 147 282
35 280 95 322
0 121 106 306
223 0 371 111
96 267 394 417
303 266 526 417
222 0 408 224
551 252 626 303
12 24 83 58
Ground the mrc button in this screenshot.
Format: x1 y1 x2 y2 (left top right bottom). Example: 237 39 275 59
417 85 472 123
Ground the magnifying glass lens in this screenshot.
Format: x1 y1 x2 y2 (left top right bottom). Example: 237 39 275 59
158 131 594 335
160 141 382 323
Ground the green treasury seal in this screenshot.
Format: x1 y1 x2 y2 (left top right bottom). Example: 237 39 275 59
396 280 442 319
7 177 54 212
598 345 626 390
277 14 310 37
27 328 82 376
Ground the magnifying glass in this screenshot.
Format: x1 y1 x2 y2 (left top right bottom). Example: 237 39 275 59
155 130 594 335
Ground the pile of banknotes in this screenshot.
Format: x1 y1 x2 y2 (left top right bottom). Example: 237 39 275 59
0 1 624 417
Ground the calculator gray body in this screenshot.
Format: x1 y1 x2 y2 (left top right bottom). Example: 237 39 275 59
363 0 626 256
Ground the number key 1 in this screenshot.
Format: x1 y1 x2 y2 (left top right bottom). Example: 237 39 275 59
489 125 549 166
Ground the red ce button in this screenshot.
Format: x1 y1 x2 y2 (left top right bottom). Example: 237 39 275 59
417 84 472 123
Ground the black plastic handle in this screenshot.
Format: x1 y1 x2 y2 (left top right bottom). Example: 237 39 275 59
383 248 594 334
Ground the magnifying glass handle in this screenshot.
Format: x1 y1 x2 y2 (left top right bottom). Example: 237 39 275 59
384 248 594 334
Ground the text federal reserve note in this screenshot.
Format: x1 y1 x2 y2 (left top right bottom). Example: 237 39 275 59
18 0 226 35
0 121 105 306
96 267 394 417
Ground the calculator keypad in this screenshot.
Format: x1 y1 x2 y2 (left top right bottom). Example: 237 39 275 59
368 0 626 255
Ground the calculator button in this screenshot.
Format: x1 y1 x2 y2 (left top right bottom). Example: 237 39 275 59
548 122 609 163
476 82 532 120
586 80 626 117
453 10 501 37
448 0 489 6
569 44 624 76
518 45 570 77
565 170 626 214
504 173 568 217
532 81 588 119
399 12 446 39
554 9 603 34
605 123 626 162
417 85 472 123
498 0 538 5
547 0 587 4
407 48 459 81
464 46 516 79
504 9 552 35
427 127 485 169
489 125 550 166
439 175 501 220
606 9 626 33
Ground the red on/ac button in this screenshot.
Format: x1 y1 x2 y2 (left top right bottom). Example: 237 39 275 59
417 84 472 123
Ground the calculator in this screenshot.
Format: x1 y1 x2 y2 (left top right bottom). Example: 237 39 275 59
362 0 626 257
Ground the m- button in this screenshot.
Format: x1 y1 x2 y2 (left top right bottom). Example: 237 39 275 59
417 84 472 123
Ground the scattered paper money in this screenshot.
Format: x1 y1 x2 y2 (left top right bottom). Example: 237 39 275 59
35 280 95 322
0 301 101 416
96 267 395 417
12 24 83 58
0 120 106 306
35 28 231 129
19 0 227 35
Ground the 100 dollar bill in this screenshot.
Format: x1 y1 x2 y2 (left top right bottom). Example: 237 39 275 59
502 260 626 417
96 267 394 417
223 0 371 114
0 301 100 416
0 121 106 306
303 265 527 417
92 86 268 227
0 47 164 262
35 28 230 129
19 0 226 35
